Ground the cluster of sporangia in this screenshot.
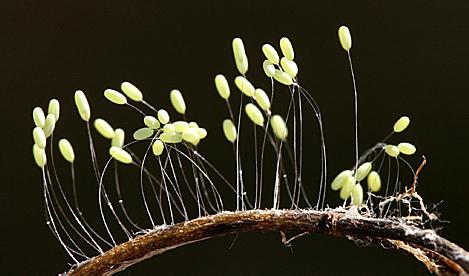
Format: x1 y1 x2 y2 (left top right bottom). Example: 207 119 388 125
31 33 296 169
215 36 299 143
330 115 417 205
31 25 417 207
32 83 209 167
329 27 417 205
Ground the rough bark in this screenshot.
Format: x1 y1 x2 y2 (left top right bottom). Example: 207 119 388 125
66 209 469 275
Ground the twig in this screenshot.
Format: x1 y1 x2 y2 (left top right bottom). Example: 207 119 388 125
280 231 309 247
67 209 469 275
410 155 427 193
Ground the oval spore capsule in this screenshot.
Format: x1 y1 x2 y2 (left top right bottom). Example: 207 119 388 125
384 144 400 157
182 128 200 146
74 90 91 122
33 127 47 149
351 183 363 205
173 121 189 133
339 175 356 200
58 139 75 163
33 107 46 128
232 38 248 74
355 162 372 182
393 116 410 133
273 69 293 85
33 144 47 168
94 118 115 139
109 146 133 164
331 170 352 191
262 44 280 64
214 74 230 100
159 132 183 143
163 123 176 133
152 140 164 156
234 76 255 97
279 37 294 61
263 60 276 78
280 57 298 78
48 99 60 121
43 114 56 138
170 89 186 115
367 171 382 192
271 114 288 140
338 26 352 51
245 103 264 126
112 128 125 148
223 119 237 143
104 89 127 105
157 109 170 124
121 82 143 102
195 127 207 139
254 88 271 111
144 116 160 129
398 142 416 155
133 127 154 141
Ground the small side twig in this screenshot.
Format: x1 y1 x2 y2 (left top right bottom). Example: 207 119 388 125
397 155 437 221
280 231 309 247
378 156 437 222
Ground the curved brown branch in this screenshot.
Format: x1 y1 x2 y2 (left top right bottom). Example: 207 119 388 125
67 209 469 275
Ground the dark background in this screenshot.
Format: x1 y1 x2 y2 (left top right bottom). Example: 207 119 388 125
2 1 469 275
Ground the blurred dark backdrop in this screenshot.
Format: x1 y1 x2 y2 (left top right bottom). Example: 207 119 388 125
1 1 469 275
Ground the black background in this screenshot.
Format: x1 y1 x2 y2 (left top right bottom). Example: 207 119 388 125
2 1 469 275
